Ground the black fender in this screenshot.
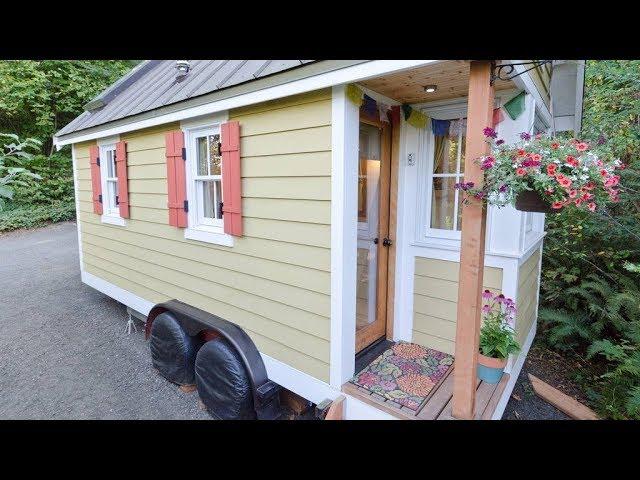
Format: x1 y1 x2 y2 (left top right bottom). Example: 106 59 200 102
145 300 281 419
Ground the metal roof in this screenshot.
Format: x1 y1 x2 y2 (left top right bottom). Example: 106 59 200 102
57 60 315 137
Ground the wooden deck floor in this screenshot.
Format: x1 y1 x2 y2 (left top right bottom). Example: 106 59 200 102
343 365 509 420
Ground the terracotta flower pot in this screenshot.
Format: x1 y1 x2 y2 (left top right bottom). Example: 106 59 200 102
515 190 555 214
477 353 508 384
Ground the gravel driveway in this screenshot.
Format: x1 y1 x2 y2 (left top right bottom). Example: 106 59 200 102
0 221 210 420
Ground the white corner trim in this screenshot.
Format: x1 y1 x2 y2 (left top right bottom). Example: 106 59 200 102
329 85 358 388
100 214 127 227
344 394 396 420
184 227 234 247
54 60 439 148
491 318 537 420
71 146 84 271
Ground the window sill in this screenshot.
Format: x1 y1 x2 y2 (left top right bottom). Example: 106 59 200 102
101 214 126 227
185 226 234 247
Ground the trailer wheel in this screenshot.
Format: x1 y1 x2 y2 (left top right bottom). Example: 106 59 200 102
149 311 203 386
195 338 256 420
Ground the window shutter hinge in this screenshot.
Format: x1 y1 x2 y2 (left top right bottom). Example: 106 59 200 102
184 200 189 212
96 157 100 166
181 147 186 160
218 201 224 218
98 194 103 204
116 195 119 206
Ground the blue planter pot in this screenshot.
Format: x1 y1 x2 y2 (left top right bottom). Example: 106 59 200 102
477 353 507 384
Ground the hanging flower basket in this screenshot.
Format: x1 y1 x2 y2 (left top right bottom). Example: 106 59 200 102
514 190 555 214
455 128 625 214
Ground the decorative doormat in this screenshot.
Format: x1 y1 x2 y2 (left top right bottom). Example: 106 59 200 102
351 342 454 411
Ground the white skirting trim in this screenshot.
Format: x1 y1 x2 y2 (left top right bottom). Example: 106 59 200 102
490 319 537 420
82 270 393 418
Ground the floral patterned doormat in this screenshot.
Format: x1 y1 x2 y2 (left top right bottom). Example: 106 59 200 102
351 342 454 411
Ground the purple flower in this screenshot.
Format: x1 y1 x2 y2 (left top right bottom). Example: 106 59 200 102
496 139 505 145
474 191 486 199
520 132 531 141
466 181 475 189
496 294 505 303
482 289 493 299
597 134 606 146
499 184 507 193
482 304 491 313
483 127 497 139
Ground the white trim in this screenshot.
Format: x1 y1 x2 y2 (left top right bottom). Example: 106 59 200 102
97 134 120 147
55 60 440 148
258 353 339 404
329 85 358 388
344 395 396 420
100 214 126 226
71 146 84 271
180 112 235 248
491 318 537 419
80 269 353 409
82 270 155 315
184 227 234 247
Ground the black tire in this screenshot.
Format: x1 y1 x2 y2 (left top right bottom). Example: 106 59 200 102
195 339 256 420
149 311 203 385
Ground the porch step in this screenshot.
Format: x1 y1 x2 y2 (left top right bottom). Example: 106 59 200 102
342 369 510 420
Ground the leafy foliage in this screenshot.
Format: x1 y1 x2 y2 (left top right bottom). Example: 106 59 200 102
0 61 138 155
0 134 42 210
478 291 520 359
0 61 137 229
0 201 76 232
539 60 640 419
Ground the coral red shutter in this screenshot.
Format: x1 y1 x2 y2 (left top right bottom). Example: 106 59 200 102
165 131 188 228
115 141 130 218
221 121 242 236
89 145 103 215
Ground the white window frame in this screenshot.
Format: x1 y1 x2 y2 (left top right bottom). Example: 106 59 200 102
418 103 470 242
98 135 126 227
181 113 234 247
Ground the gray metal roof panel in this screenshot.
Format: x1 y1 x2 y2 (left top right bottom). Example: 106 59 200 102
56 60 316 137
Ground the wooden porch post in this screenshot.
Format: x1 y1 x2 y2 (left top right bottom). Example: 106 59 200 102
452 61 495 420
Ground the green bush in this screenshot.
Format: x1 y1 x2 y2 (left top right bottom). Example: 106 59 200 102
11 151 74 206
538 60 640 419
0 200 75 232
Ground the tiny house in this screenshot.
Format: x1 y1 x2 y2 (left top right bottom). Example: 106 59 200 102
55 60 584 419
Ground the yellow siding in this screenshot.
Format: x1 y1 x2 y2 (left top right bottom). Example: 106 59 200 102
74 89 332 382
516 250 541 346
412 257 503 355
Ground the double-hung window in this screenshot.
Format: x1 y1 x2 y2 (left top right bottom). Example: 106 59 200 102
429 116 466 234
183 120 233 247
99 141 125 225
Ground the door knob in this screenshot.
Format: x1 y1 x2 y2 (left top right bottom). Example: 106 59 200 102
373 238 379 244
383 237 393 247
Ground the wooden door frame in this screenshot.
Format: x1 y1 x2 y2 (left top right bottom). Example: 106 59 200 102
355 110 398 353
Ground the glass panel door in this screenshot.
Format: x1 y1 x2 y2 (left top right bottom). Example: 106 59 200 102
356 122 384 350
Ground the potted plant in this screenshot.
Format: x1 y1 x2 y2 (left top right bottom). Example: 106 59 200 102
455 128 624 214
477 290 520 384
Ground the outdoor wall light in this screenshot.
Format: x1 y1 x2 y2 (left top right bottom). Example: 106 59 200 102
424 85 437 93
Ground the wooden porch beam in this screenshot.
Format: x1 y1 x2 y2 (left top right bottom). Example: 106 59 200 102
452 61 495 420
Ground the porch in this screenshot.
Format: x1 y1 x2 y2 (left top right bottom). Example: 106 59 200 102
334 60 546 419
342 341 509 420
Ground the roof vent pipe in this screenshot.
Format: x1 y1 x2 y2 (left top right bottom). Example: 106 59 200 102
176 60 190 81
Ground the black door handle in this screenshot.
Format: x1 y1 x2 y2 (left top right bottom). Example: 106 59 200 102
382 237 393 247
373 238 379 244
